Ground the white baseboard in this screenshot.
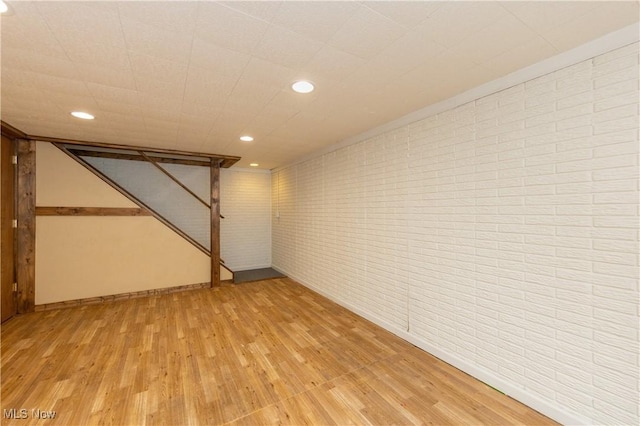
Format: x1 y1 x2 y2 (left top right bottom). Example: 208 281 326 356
281 269 592 426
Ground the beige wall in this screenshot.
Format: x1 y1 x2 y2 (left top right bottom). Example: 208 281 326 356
36 142 137 207
35 142 223 305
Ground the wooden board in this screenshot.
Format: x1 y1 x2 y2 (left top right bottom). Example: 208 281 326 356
210 160 221 287
32 135 240 168
16 139 36 313
35 207 151 216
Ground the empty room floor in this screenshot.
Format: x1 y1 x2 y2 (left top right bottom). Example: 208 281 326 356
1 278 557 425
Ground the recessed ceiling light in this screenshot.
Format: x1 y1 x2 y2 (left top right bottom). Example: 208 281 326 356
71 111 95 120
0 1 8 14
240 135 254 142
249 163 259 167
292 80 314 94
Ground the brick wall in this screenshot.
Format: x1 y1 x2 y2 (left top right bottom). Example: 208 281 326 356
220 168 271 271
272 42 639 424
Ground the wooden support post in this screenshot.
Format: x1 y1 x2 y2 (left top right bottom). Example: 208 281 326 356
210 159 221 288
16 139 36 313
1 135 17 322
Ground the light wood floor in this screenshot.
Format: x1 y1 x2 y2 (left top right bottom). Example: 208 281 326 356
1 278 557 425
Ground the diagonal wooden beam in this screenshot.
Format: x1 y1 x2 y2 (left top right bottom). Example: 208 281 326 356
138 151 211 208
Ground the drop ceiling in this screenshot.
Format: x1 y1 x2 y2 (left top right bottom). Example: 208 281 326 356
1 1 638 169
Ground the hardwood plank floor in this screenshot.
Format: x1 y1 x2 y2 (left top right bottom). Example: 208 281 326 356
1 278 557 425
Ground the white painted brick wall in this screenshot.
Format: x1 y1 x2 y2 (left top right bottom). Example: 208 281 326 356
220 168 271 271
272 42 639 425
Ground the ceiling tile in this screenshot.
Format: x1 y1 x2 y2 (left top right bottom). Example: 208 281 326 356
218 1 283 22
194 2 270 55
275 113 327 138
251 25 325 69
143 116 180 133
448 13 539 65
173 137 210 154
120 16 193 63
178 113 214 130
0 8 68 59
363 33 446 79
227 87 279 114
371 50 476 106
1 49 80 80
94 102 144 120
27 73 90 97
247 104 301 134
267 89 318 115
138 93 182 116
1 67 40 88
72 63 137 91
224 94 269 118
87 83 140 106
480 36 559 76
128 52 188 101
188 37 251 77
499 1 599 33
0 89 55 107
269 1 358 43
36 1 126 49
236 57 298 91
136 77 186 101
364 1 444 28
411 2 509 49
43 91 99 113
60 38 131 70
182 65 236 108
541 2 640 52
117 1 199 33
300 46 366 86
128 53 189 84
180 101 223 121
97 111 146 129
328 5 407 59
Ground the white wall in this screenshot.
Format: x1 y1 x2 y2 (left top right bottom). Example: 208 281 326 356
221 168 271 271
272 42 639 425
